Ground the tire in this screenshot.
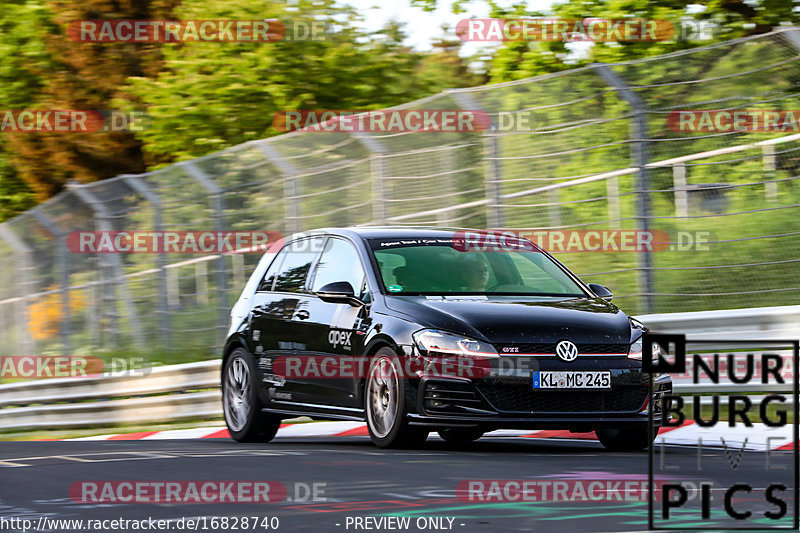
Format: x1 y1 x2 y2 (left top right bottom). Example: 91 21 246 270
438 428 483 444
595 424 653 451
365 348 428 448
222 348 281 443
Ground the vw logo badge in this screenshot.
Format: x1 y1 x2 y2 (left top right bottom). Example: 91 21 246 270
555 340 579 362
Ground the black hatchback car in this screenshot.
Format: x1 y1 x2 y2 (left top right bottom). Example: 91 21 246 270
221 227 671 449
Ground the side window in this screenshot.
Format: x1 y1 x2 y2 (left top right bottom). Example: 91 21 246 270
273 237 325 293
257 251 286 292
311 238 366 296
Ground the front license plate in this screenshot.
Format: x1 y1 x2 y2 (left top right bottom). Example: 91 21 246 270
533 371 611 389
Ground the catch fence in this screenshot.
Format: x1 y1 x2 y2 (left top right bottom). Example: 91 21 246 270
3 29 800 356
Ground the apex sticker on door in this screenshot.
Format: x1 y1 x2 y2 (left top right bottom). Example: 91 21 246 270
328 329 352 350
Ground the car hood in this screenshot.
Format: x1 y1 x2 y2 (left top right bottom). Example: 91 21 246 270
383 295 632 345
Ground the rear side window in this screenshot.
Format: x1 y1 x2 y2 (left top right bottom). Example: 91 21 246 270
272 237 325 293
257 251 286 292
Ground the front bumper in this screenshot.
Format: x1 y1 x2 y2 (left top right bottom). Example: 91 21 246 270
407 357 672 430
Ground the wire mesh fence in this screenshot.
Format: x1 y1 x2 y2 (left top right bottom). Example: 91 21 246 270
2 28 800 358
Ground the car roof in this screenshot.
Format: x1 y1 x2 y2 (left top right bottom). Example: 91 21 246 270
301 226 468 241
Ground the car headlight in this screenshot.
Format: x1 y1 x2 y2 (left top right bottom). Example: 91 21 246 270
412 329 498 357
627 338 643 359
627 337 661 362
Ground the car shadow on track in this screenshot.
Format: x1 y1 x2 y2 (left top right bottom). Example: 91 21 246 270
211 435 643 455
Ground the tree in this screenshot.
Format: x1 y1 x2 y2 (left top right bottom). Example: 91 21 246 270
4 0 178 199
418 0 800 81
128 0 483 162
0 0 52 220
415 34 488 92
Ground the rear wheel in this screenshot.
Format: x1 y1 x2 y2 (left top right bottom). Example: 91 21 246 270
365 348 428 448
223 349 281 443
595 424 653 451
438 428 483 444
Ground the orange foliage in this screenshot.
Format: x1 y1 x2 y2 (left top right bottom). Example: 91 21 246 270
27 286 86 341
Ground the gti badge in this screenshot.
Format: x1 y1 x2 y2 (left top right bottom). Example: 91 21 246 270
555 340 579 362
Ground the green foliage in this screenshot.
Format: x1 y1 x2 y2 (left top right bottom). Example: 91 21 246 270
127 0 483 162
0 0 53 219
482 0 800 81
0 0 176 203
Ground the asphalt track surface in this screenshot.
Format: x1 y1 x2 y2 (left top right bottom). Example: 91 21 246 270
0 435 795 533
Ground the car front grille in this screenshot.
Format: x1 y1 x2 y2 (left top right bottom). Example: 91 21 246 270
577 343 629 354
476 383 648 413
495 343 628 355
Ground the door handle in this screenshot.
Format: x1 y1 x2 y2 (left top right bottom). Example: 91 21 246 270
295 310 310 320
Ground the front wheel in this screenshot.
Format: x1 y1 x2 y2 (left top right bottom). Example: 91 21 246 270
365 348 428 448
222 349 281 443
595 424 653 451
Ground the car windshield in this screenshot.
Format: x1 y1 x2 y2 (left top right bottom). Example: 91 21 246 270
368 238 587 296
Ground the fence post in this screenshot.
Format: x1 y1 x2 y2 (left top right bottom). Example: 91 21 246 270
369 152 386 224
483 126 505 229
256 141 302 234
594 63 654 314
607 176 621 228
167 267 179 308
196 260 209 306
763 144 778 201
232 253 245 290
673 163 689 217
0 224 34 355
67 183 144 350
122 175 171 349
438 146 459 227
180 162 228 344
353 134 387 225
87 258 100 348
451 90 504 229
30 210 71 355
548 190 562 227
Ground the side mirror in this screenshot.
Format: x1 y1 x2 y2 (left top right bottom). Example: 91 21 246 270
587 283 613 301
316 281 363 307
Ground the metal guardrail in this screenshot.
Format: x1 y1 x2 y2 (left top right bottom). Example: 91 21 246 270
0 360 221 431
0 360 220 408
640 305 800 342
0 391 221 430
0 304 796 431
